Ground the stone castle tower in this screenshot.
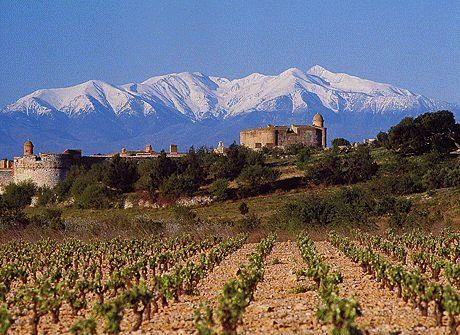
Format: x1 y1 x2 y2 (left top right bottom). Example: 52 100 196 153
13 140 79 189
23 139 34 156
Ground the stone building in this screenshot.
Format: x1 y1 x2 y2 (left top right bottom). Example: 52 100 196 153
13 141 84 189
120 143 184 158
240 113 327 149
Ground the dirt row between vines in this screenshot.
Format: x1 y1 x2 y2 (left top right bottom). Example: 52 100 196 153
315 241 448 335
11 240 451 334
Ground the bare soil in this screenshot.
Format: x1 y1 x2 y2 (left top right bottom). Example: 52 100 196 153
8 241 452 334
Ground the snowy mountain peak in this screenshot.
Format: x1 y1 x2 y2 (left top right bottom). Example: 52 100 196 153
307 65 331 78
1 64 454 158
280 67 307 79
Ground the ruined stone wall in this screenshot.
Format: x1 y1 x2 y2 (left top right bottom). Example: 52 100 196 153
240 126 277 149
13 154 72 189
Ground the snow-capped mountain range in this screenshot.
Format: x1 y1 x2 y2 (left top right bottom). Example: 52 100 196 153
0 65 457 157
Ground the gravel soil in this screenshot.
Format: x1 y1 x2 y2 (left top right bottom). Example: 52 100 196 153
315 241 448 335
7 241 453 334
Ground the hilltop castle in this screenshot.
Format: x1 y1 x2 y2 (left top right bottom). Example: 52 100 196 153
12 141 85 189
240 113 327 149
0 141 108 192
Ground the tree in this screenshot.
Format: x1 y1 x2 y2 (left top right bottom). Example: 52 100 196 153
135 151 177 196
54 165 88 200
102 155 139 194
209 179 229 201
331 138 351 148
340 145 379 184
375 132 389 148
306 152 343 185
74 184 110 209
306 146 378 186
159 173 198 200
236 164 280 190
386 110 460 156
296 146 312 168
209 144 262 180
149 151 177 190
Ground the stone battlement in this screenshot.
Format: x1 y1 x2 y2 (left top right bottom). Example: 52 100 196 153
13 145 78 189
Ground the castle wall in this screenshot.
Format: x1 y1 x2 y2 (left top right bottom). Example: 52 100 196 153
240 124 327 149
0 170 13 194
277 125 319 147
240 126 277 149
13 154 72 189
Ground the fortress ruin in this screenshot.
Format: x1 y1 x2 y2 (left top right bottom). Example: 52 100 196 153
0 141 190 192
239 113 327 150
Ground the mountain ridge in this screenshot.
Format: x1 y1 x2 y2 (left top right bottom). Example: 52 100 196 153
1 66 458 158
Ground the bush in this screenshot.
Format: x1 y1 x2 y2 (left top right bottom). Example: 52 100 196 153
36 187 56 207
209 179 229 201
374 196 412 216
284 143 310 156
173 205 200 227
423 165 460 190
236 164 280 190
2 181 36 208
30 209 65 230
239 202 249 215
0 207 29 228
235 212 260 231
269 186 391 230
75 184 111 209
368 174 423 196
306 146 380 186
296 146 312 168
159 173 198 200
306 152 343 185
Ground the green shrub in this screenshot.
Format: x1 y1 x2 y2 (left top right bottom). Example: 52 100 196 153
36 187 56 207
239 202 249 215
296 146 312 168
0 207 29 228
236 164 280 190
374 196 412 215
159 173 198 199
173 205 199 227
30 209 65 230
236 212 260 231
208 178 229 201
306 146 378 186
75 184 110 209
2 181 36 208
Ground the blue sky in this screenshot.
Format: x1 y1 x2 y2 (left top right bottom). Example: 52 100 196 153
0 0 458 107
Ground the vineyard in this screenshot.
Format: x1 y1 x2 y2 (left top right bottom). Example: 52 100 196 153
2 230 460 334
